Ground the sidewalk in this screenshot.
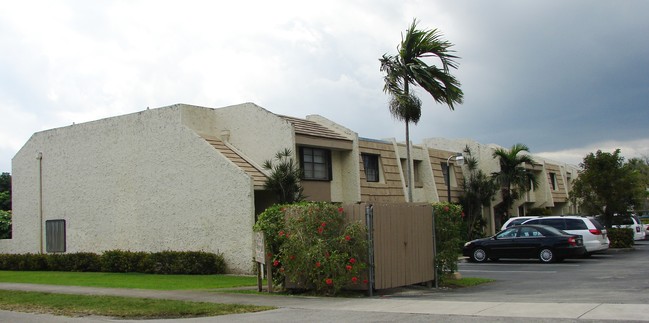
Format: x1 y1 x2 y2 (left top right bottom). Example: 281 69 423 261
1 283 647 322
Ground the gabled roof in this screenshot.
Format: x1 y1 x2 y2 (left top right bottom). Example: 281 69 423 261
280 115 350 141
202 137 267 190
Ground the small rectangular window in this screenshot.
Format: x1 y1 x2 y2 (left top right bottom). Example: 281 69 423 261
46 219 66 253
362 153 379 182
549 173 557 190
300 147 332 181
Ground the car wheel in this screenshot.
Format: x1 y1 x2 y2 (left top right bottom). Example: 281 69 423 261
539 248 555 263
471 248 488 262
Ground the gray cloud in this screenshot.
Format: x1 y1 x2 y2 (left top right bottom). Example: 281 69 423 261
1 0 648 172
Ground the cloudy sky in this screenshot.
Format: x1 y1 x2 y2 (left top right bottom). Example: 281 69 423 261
1 0 648 173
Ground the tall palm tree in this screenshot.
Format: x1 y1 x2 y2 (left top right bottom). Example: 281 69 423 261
491 144 538 225
380 19 463 202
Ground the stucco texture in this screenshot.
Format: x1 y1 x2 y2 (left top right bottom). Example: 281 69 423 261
6 105 256 274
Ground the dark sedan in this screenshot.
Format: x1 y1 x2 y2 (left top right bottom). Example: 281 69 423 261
463 224 586 263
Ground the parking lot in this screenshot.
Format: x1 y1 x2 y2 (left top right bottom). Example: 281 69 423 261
448 240 649 304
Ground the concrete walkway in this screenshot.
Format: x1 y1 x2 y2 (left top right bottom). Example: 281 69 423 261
0 283 647 322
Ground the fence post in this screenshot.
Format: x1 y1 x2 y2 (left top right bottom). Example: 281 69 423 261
365 203 374 297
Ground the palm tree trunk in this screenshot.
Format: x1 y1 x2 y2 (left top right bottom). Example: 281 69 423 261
404 76 413 202
405 121 413 202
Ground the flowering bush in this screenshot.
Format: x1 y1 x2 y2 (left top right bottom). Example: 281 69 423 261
433 202 463 283
255 202 367 295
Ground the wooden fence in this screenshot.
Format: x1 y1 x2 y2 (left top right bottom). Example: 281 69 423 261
343 203 434 290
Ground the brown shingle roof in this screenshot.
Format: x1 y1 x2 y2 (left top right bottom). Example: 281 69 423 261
202 137 267 190
280 116 350 141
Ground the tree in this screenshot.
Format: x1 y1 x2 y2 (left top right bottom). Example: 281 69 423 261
380 19 463 202
0 172 10 211
262 149 305 204
626 157 649 211
570 149 646 228
459 146 498 241
491 144 538 226
0 210 11 239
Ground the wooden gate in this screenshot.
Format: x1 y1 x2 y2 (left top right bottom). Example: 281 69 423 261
343 203 434 290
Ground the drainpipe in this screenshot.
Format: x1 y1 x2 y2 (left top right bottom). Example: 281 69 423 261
37 152 43 254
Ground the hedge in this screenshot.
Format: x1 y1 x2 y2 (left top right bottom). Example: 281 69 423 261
607 228 634 249
0 250 225 274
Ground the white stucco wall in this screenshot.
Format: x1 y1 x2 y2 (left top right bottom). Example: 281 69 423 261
212 103 294 166
4 105 256 274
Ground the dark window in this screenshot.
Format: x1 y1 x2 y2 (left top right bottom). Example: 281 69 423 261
441 162 449 186
300 147 332 181
565 219 587 230
549 173 557 190
539 218 566 230
46 219 66 253
362 154 379 182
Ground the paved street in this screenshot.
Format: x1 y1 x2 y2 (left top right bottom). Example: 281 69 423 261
1 241 648 322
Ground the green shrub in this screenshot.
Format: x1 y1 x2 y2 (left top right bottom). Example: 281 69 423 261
0 251 225 274
100 250 148 273
47 253 101 272
253 204 289 287
433 202 463 284
0 253 48 271
607 228 634 248
142 251 225 275
255 202 368 295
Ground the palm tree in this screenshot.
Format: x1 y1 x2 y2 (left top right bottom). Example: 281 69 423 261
262 148 305 204
491 144 538 226
380 19 463 202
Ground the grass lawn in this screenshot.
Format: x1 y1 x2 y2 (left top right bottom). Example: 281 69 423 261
0 290 274 319
0 271 260 290
442 277 495 288
0 271 273 318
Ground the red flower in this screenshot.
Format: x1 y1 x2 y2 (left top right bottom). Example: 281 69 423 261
444 206 449 212
272 260 279 267
346 265 352 271
345 235 351 241
321 222 326 227
278 230 285 237
325 278 333 285
338 207 344 213
351 276 358 284
315 261 321 268
349 258 356 264
317 226 324 234
363 279 369 284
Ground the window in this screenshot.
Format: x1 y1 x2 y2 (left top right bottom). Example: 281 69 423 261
300 147 332 180
496 227 518 239
362 153 379 182
413 160 422 187
549 173 557 190
46 219 66 253
519 227 543 237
